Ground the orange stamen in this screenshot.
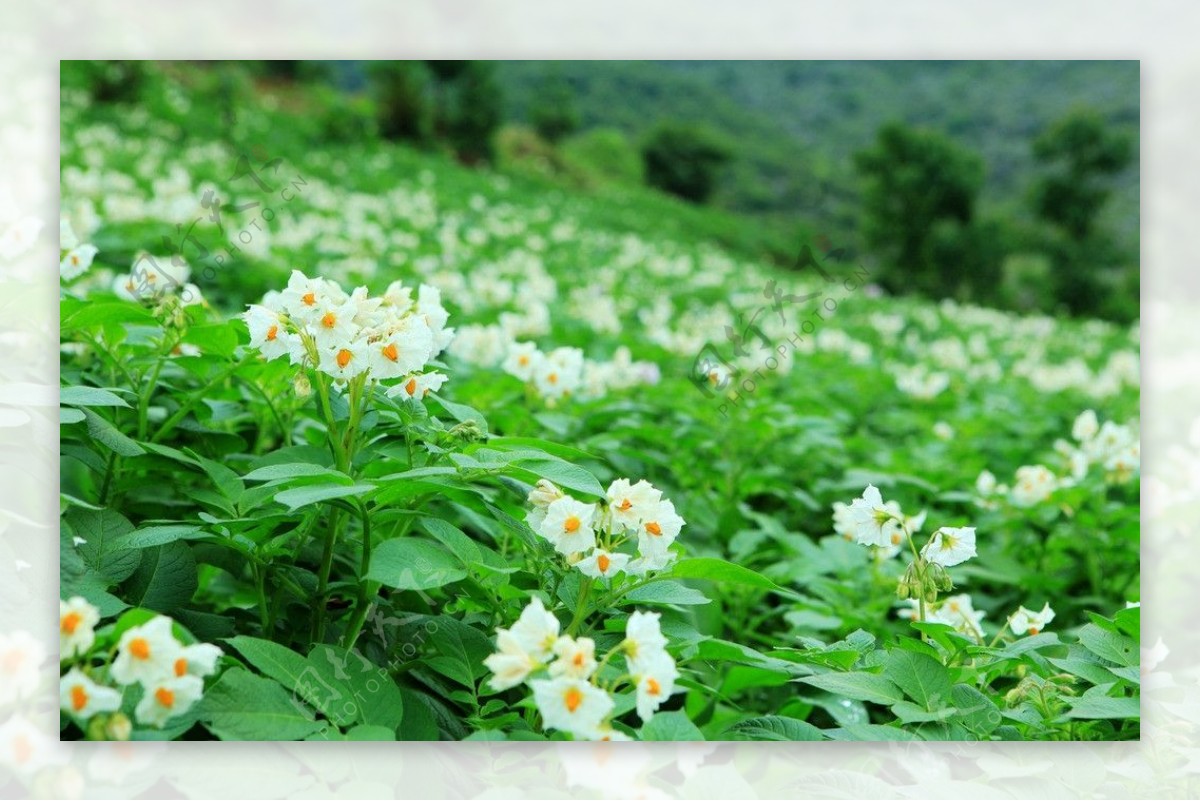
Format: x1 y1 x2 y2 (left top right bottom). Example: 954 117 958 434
155 687 175 708
71 684 88 712
564 686 583 713
61 612 82 634
645 521 662 536
336 349 352 368
381 342 399 362
129 638 150 660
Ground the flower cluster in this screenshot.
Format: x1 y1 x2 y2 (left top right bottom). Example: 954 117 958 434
526 478 685 579
843 485 977 611
899 593 986 638
243 270 454 391
59 598 223 733
976 411 1140 510
1061 410 1140 485
484 599 678 740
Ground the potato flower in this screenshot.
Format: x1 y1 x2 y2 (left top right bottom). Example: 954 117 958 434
60 596 100 659
59 669 122 720
921 526 977 567
1010 603 1056 636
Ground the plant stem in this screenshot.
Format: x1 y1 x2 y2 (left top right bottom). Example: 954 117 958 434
341 502 377 650
566 577 594 636
152 355 251 443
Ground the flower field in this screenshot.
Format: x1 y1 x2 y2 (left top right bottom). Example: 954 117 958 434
58 66 1140 742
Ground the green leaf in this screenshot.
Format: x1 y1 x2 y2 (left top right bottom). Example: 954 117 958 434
120 542 198 613
273 482 375 512
889 700 956 724
110 525 212 549
623 580 711 606
81 408 144 457
182 323 239 358
226 637 361 728
424 615 496 689
668 557 779 590
798 671 905 706
1065 694 1140 720
60 386 132 408
1078 623 1139 667
507 457 605 499
882 651 952 711
308 645 403 730
366 539 467 591
826 724 921 741
62 302 156 329
430 394 489 434
345 725 397 741
242 463 352 483
197 669 324 741
65 507 142 584
641 710 704 741
949 684 1003 736
725 715 825 741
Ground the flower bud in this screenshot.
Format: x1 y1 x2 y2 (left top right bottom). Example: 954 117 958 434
85 715 108 741
527 479 564 509
105 712 132 741
293 373 312 398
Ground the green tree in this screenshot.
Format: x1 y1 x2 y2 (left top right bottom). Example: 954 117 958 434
530 75 580 144
641 122 732 204
853 123 985 295
1029 108 1134 316
446 61 504 164
368 61 433 144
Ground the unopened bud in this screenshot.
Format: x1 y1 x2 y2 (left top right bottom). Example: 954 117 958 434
448 420 484 443
105 712 132 741
293 373 312 398
528 479 564 509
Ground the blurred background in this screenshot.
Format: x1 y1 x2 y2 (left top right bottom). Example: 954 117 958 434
63 59 1140 322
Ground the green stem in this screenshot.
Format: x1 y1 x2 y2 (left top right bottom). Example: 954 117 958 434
341 502 377 650
313 506 342 643
566 577 594 636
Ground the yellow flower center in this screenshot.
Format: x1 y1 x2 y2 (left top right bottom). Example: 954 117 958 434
71 684 89 712
302 292 316 305
321 312 337 328
518 355 529 366
129 637 151 660
564 516 581 533
155 687 175 708
645 521 662 536
547 372 558 385
381 342 399 362
597 553 611 573
618 499 632 512
573 652 585 667
266 324 278 341
61 612 82 634
646 677 661 696
890 532 902 545
405 377 418 396
174 657 188 678
563 686 583 713
336 349 353 368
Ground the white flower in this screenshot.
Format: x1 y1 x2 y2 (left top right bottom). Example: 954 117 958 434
1073 409 1099 442
847 485 902 547
483 630 538 691
317 339 370 381
242 304 295 361
418 283 455 354
0 631 45 705
538 496 598 556
934 594 986 637
1010 465 1057 507
549 636 597 680
308 299 361 350
975 470 997 496
932 421 955 441
633 651 678 722
1009 603 1056 636
635 499 684 558
921 526 977 567
171 642 223 679
368 316 435 380
111 616 181 687
576 549 631 580
59 669 122 720
60 596 100 659
507 597 561 662
279 270 332 323
503 341 542 381
385 371 449 400
606 479 663 532
60 244 98 281
530 677 613 739
135 674 204 728
623 610 668 673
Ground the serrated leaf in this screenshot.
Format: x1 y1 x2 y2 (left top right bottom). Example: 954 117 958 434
197 669 324 741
